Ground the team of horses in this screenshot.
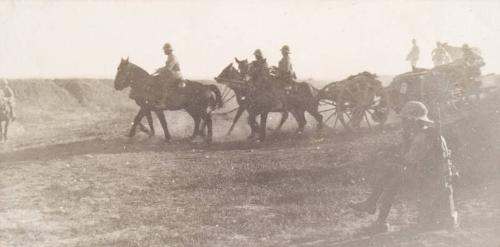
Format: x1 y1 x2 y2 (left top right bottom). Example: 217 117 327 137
113 56 482 143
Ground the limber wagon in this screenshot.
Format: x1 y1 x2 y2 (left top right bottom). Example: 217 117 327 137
381 60 489 120
317 72 387 131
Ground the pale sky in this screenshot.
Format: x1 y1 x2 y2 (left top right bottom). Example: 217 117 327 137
1 0 499 80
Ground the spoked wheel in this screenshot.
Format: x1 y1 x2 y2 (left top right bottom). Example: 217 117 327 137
320 99 386 131
213 84 239 116
319 99 352 130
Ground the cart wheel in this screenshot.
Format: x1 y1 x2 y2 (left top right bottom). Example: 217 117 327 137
213 85 238 116
319 99 352 130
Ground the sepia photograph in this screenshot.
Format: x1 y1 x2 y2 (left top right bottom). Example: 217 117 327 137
1 0 499 246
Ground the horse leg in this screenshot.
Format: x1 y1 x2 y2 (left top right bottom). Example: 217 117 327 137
199 120 206 137
128 108 146 137
247 112 258 140
259 112 269 141
227 106 245 135
307 106 324 133
189 111 201 140
275 111 289 131
3 120 8 141
296 109 307 135
145 110 155 137
204 113 213 143
0 121 3 142
155 110 170 142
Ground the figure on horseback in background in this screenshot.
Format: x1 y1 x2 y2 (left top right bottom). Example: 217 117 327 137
154 42 185 107
0 79 16 121
248 49 270 90
276 45 297 84
432 42 450 67
461 43 485 84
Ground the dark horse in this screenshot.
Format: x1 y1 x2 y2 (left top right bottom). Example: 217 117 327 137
215 62 323 141
223 58 290 135
0 96 11 142
114 58 223 143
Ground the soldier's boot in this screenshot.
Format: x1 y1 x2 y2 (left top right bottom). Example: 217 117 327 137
364 220 390 234
349 199 377 215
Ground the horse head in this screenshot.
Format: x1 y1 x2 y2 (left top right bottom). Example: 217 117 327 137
234 57 250 79
215 63 241 83
114 57 132 90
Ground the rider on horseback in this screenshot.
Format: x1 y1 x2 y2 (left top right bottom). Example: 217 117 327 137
248 49 270 90
461 43 484 84
155 43 184 106
0 79 15 121
276 45 297 86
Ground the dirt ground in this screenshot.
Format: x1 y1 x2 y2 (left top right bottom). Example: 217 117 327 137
1 81 500 246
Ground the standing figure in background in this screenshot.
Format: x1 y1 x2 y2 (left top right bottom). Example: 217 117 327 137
0 79 16 121
431 42 450 67
406 39 420 71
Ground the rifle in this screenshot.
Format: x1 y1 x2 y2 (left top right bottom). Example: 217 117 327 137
436 103 460 185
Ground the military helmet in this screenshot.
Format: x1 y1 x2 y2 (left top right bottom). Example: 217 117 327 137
163 43 173 51
254 49 263 56
400 101 433 123
281 45 291 54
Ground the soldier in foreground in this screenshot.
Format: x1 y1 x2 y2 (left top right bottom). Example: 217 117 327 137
350 101 458 233
405 39 420 70
0 79 16 121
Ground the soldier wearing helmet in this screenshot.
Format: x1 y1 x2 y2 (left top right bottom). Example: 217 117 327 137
0 79 16 120
350 101 458 233
276 45 297 84
248 49 270 89
155 43 184 106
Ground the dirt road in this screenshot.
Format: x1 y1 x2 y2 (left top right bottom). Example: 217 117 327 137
1 90 500 246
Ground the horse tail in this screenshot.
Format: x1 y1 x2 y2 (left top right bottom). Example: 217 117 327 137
207 84 224 108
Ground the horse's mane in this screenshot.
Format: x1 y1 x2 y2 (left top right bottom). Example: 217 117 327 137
127 62 150 77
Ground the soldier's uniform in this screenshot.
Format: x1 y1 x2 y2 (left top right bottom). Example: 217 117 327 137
462 44 484 82
406 39 420 70
0 79 16 120
432 43 450 66
155 43 184 106
248 49 270 89
350 101 458 233
277 45 297 84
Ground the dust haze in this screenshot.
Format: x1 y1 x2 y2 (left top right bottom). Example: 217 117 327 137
1 1 500 247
